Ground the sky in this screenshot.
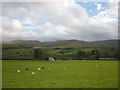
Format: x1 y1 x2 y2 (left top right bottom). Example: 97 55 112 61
1 0 119 42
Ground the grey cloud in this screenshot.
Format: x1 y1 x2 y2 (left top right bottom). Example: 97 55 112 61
2 1 118 42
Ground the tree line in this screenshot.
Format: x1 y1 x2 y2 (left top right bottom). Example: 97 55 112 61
34 48 119 60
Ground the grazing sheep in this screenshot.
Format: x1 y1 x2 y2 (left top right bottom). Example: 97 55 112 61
17 70 20 72
17 64 22 66
96 64 98 66
32 72 35 75
48 67 50 70
38 68 40 70
96 66 98 68
63 67 66 70
100 66 104 68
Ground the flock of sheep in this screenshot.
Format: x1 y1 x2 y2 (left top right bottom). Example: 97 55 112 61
17 63 103 75
17 66 66 74
96 64 104 68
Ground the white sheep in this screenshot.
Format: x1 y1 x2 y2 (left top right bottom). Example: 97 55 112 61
48 67 50 70
96 66 98 68
38 68 40 70
63 67 66 70
17 70 20 72
32 72 35 75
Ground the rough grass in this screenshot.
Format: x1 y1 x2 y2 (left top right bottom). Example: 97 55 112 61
2 60 118 88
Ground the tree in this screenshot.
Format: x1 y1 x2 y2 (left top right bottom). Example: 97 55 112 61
77 50 87 58
113 52 120 60
34 48 47 60
95 49 101 60
103 52 110 58
91 50 95 55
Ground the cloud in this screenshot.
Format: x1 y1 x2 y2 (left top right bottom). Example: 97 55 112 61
96 4 102 10
11 20 23 30
1 1 118 42
95 3 104 11
2 19 23 32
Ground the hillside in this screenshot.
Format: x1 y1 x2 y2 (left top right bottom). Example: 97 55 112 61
2 40 44 49
92 39 119 47
43 40 86 47
2 39 118 49
43 40 111 48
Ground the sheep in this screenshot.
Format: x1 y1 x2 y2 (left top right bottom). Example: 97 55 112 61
96 66 98 68
38 68 40 70
17 64 22 66
26 68 29 70
96 64 98 68
17 70 20 72
100 66 104 68
63 67 66 70
48 67 50 70
32 72 35 75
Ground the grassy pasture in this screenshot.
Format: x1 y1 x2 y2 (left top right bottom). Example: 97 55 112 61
2 49 34 59
2 60 118 88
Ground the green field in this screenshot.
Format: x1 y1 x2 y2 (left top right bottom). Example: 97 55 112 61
2 60 118 88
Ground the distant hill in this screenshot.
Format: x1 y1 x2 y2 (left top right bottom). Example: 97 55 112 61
43 40 109 48
2 39 118 49
44 39 117 48
2 40 44 49
43 40 86 47
92 39 119 47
